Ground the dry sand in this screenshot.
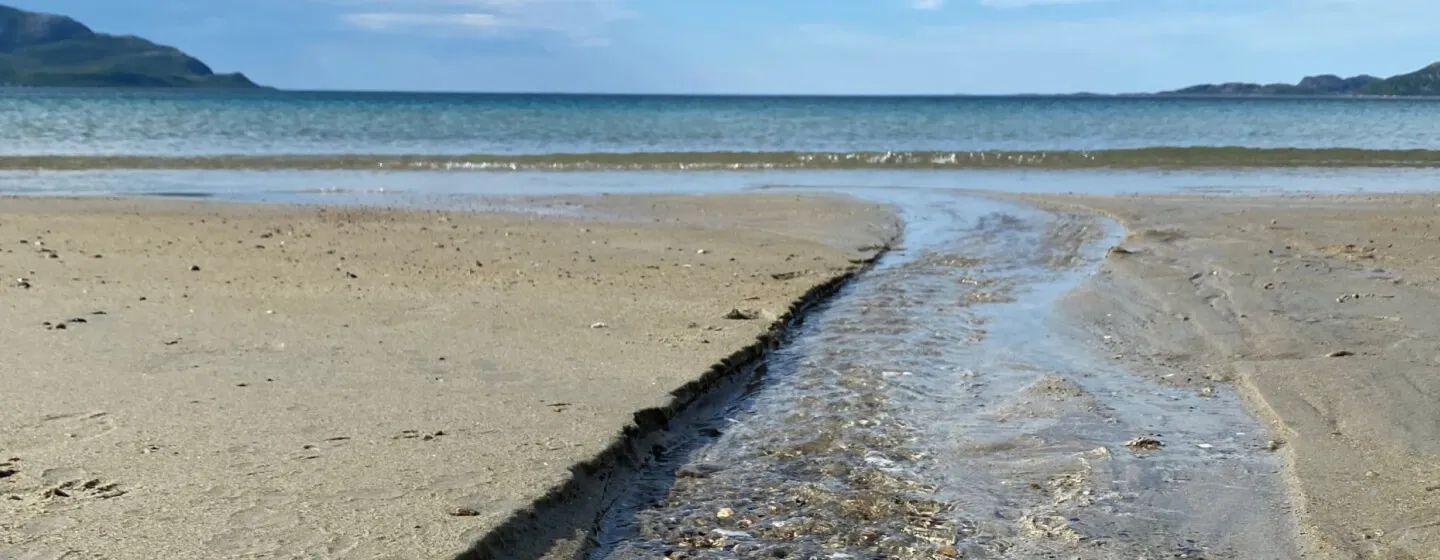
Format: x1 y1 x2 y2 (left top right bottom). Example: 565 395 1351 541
0 193 897 560
1029 192 1440 559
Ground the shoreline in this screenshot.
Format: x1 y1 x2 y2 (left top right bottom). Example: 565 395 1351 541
1022 191 1440 558
0 194 898 559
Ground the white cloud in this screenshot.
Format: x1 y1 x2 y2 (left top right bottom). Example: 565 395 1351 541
912 0 945 9
327 0 633 43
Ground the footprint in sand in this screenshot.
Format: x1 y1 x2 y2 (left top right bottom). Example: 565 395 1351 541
0 546 80 560
1 412 115 453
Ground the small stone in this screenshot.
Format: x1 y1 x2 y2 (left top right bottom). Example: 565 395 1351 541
697 249 709 255
723 308 758 320
1125 436 1163 452
1326 350 1355 358
189 265 201 272
677 464 724 478
937 545 960 558
1266 440 1284 452
449 507 481 517
715 507 734 519
590 322 608 329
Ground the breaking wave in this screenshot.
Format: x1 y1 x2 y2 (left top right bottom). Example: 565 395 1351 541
7 147 1440 171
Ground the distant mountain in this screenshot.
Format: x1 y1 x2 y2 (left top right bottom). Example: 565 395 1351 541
1356 62 1440 96
1163 62 1440 97
0 4 260 88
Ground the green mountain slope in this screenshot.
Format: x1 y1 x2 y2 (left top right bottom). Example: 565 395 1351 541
0 4 261 88
1164 62 1440 97
1356 63 1440 96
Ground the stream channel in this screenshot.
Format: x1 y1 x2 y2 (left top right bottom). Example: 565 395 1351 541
588 190 1298 559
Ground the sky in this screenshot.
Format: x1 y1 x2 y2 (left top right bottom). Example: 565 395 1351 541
8 0 1439 94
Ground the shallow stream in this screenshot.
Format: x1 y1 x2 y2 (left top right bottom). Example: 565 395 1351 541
590 192 1297 559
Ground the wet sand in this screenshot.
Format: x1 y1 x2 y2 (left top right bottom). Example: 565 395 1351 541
0 194 897 560
1029 192 1440 559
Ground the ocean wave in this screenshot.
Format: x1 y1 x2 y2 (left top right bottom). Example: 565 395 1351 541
6 148 1440 171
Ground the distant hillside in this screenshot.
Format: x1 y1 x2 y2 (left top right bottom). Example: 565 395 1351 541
1163 62 1440 97
0 4 260 88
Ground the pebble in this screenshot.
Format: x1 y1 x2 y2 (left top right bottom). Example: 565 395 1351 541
590 322 608 329
189 265 201 271
1125 435 1163 452
448 507 481 517
1326 350 1355 358
723 308 758 320
715 507 734 519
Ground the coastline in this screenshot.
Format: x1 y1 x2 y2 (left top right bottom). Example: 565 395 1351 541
1024 192 1440 558
0 194 898 559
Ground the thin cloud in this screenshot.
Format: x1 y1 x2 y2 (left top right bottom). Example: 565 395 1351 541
344 12 506 31
979 0 1117 7
786 0 1440 93
912 0 945 9
327 0 633 43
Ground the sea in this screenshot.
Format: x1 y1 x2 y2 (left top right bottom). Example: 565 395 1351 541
3 89 1440 200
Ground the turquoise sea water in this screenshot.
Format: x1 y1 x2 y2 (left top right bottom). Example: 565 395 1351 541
4 89 1440 196
4 90 1440 156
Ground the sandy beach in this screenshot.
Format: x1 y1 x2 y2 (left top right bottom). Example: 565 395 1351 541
6 189 1440 559
1030 192 1440 559
0 194 897 560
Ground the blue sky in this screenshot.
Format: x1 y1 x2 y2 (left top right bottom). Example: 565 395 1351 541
9 0 1439 94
